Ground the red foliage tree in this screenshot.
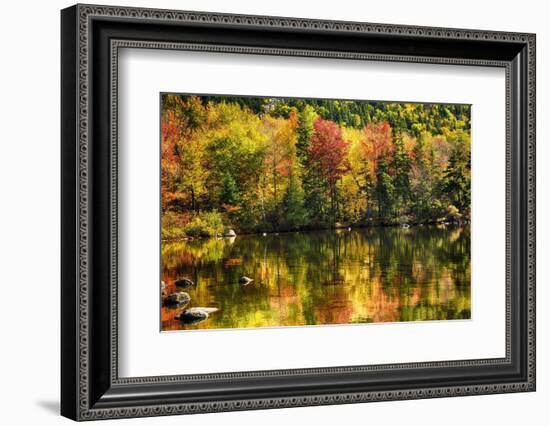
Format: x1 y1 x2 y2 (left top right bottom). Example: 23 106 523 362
362 121 394 176
308 118 350 218
160 110 180 211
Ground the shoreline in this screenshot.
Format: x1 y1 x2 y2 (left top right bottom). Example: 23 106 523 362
162 220 470 243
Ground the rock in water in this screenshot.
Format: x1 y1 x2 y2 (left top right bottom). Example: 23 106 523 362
177 307 218 324
175 278 194 288
224 229 237 237
163 292 191 307
239 276 253 285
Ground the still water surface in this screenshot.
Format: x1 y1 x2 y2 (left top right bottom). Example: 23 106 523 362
161 225 470 331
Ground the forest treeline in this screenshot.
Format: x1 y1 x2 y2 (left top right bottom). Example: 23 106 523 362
161 94 471 239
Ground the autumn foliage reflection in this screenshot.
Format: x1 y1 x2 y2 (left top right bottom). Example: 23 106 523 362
161 226 470 331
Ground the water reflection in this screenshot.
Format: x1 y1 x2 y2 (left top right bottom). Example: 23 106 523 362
161 225 471 331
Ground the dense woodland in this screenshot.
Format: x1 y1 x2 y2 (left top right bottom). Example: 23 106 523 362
161 94 471 239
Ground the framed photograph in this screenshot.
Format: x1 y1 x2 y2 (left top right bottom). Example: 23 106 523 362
61 4 536 421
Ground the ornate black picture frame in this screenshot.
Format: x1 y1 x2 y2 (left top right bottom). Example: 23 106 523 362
61 4 536 421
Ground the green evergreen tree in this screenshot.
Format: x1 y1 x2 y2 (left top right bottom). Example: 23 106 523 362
392 135 412 215
282 174 308 230
220 172 240 206
375 159 395 219
441 148 471 213
295 105 316 165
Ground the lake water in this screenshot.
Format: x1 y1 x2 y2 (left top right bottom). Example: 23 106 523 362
161 225 471 331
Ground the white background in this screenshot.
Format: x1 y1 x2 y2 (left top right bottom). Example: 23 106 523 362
119 49 505 377
0 0 547 425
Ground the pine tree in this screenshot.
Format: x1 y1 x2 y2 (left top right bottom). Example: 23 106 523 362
442 148 471 213
295 105 317 165
375 159 395 220
220 172 240 206
282 174 308 230
392 135 412 215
